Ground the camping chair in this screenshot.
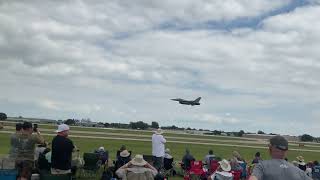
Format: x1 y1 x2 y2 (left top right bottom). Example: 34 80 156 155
185 161 206 180
0 169 18 180
231 170 241 180
143 155 154 165
208 160 219 174
161 157 176 177
79 153 102 178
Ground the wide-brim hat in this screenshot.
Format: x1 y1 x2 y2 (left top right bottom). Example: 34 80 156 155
98 147 105 151
131 154 147 166
55 124 70 133
219 159 231 172
155 128 163 135
296 156 304 162
120 150 130 157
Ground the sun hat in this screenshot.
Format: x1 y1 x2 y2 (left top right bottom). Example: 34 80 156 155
270 135 288 151
165 148 170 153
219 159 231 172
55 124 70 133
131 154 147 166
155 128 163 135
98 147 105 151
120 150 130 157
296 156 306 165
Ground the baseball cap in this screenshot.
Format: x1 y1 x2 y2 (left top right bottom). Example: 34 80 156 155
270 135 288 151
55 124 70 133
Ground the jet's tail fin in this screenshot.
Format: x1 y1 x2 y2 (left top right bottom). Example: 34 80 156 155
194 97 201 103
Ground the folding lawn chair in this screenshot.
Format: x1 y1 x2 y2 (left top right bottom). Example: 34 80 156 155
79 152 102 178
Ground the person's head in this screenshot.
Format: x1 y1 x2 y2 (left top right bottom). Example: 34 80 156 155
55 124 70 137
232 151 241 160
268 135 288 159
130 154 147 167
314 160 319 166
155 128 163 135
209 149 213 155
120 150 130 158
120 145 126 151
255 152 260 158
185 148 190 155
165 148 170 154
98 146 105 152
16 123 22 132
22 122 33 134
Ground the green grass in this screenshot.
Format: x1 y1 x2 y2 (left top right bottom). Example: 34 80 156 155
1 131 320 180
1 133 320 162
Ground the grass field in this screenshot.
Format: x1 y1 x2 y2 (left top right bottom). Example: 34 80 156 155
1 122 320 179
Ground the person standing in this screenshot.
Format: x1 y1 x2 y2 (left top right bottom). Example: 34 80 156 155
51 124 75 174
249 135 312 180
9 123 22 159
15 122 44 180
152 128 166 170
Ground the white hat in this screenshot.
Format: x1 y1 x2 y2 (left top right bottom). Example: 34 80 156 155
155 128 163 135
219 159 231 172
131 154 147 166
98 147 105 151
120 150 130 157
165 148 170 153
55 124 70 133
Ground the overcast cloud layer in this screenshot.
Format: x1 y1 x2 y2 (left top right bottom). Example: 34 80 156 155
1 0 320 136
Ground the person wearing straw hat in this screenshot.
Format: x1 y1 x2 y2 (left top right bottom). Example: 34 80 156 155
152 128 166 171
116 154 158 180
209 159 233 180
249 135 312 180
115 150 132 171
51 124 75 175
296 156 307 171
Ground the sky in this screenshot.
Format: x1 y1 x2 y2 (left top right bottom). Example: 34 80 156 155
1 0 320 136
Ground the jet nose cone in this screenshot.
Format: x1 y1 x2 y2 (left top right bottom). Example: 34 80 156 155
171 98 179 101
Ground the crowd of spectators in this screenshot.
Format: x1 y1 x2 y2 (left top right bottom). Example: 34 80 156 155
2 123 320 180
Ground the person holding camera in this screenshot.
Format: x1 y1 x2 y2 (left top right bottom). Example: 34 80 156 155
14 121 44 180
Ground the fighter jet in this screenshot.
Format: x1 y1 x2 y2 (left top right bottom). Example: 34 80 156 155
171 97 201 106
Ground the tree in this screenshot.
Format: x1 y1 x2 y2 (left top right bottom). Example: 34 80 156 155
301 134 314 142
257 130 265 134
151 121 159 129
238 130 245 137
212 130 221 135
0 113 7 121
64 119 76 125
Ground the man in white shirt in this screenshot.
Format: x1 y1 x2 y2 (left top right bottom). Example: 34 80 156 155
152 128 166 171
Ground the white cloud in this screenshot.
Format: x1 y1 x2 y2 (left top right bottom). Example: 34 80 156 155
1 1 320 135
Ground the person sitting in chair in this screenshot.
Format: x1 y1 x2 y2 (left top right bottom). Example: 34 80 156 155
116 154 158 180
181 149 195 170
115 150 131 171
95 146 108 165
209 159 233 180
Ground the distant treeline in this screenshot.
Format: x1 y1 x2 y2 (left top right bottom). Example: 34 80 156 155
1 112 319 142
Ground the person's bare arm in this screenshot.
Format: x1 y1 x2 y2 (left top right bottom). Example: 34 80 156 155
34 130 45 144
